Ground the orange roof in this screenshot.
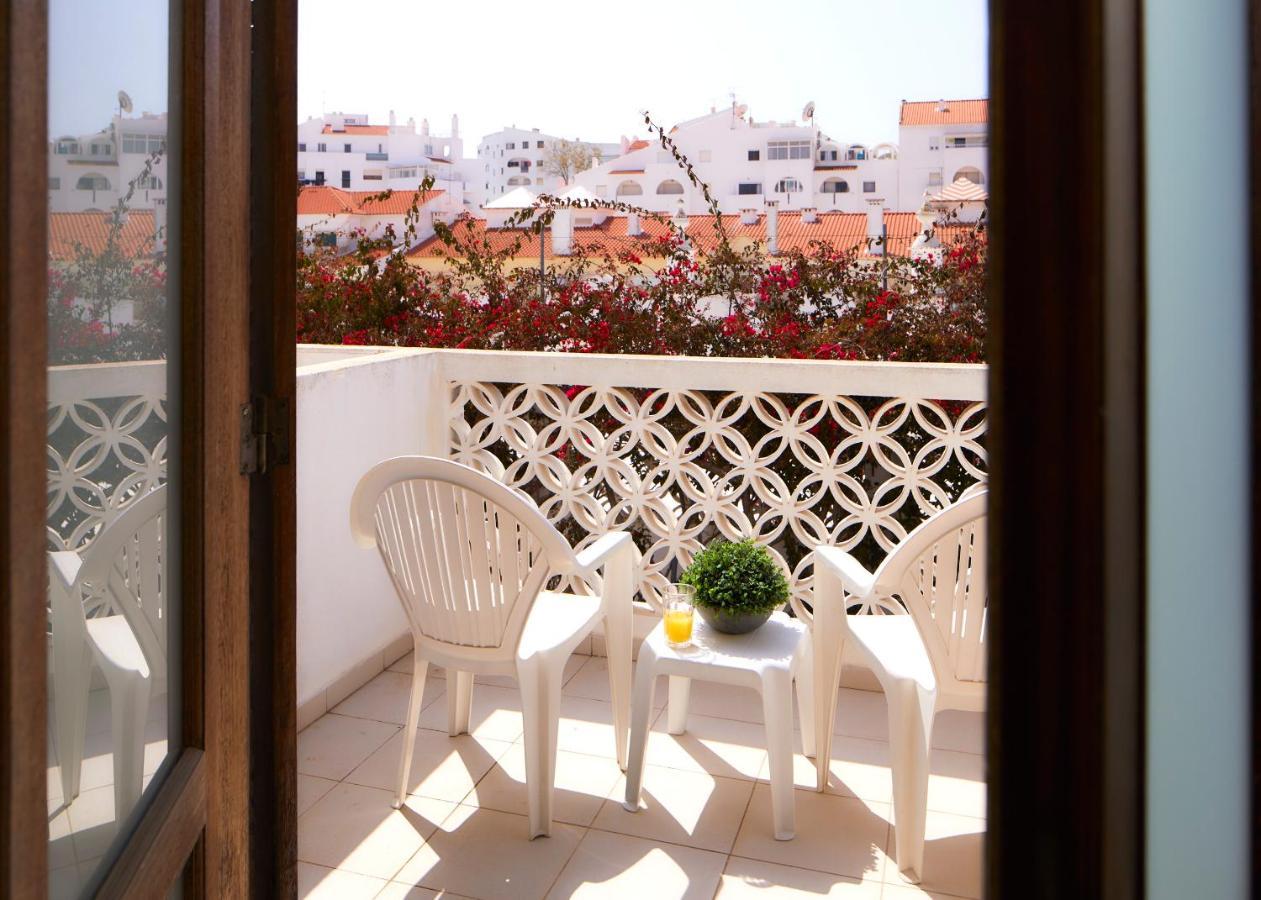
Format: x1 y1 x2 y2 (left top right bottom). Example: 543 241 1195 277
408 210 974 262
609 169 645 175
297 185 445 216
899 99 989 126
49 210 156 261
626 139 650 152
320 124 390 135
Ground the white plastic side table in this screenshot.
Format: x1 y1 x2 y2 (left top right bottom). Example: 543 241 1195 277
622 610 814 840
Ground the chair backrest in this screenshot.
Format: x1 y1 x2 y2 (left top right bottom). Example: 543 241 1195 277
351 456 579 658
76 485 169 683
874 489 987 691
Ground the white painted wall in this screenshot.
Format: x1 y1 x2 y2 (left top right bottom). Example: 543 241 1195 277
295 349 446 709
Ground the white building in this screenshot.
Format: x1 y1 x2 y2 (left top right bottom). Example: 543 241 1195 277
296 184 463 255
477 127 618 200
297 111 472 206
48 112 168 213
560 99 988 217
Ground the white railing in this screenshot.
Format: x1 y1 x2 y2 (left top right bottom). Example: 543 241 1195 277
438 350 987 613
46 360 167 553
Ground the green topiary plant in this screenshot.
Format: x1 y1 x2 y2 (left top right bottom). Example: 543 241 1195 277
681 539 789 618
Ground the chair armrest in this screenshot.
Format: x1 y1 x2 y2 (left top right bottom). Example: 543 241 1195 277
814 546 877 598
574 531 634 578
48 550 83 594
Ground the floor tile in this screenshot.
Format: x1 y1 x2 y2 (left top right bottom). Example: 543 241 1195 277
331 670 444 725
297 774 339 817
885 811 984 899
390 652 587 689
394 804 584 900
926 750 986 818
65 783 119 862
298 713 399 781
556 697 628 760
595 766 753 853
717 856 881 898
49 863 86 900
297 861 388 899
732 785 890 881
881 884 974 899
672 679 767 725
377 883 477 899
345 728 510 803
564 657 665 707
758 734 894 804
298 781 453 880
642 713 769 781
931 711 985 755
416 684 525 742
545 828 726 900
471 745 622 827
832 689 890 742
48 809 75 871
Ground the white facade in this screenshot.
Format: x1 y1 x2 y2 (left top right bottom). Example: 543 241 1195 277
48 112 168 213
895 100 989 209
477 127 618 201
296 187 464 255
297 111 472 205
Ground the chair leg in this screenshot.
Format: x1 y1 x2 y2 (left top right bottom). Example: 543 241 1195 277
601 541 635 770
394 652 429 809
621 646 659 812
52 639 92 804
517 654 564 839
447 669 474 737
111 674 151 823
666 676 691 735
795 640 817 760
761 667 796 840
887 679 936 883
809 571 847 793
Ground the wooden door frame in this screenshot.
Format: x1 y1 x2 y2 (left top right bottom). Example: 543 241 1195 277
0 0 259 896
987 0 1146 896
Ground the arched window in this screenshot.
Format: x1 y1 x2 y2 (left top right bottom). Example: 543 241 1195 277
846 144 868 160
954 166 985 185
817 144 839 162
615 180 643 197
774 177 803 193
137 175 163 190
75 174 111 191
506 175 530 186
820 178 849 194
871 143 898 160
656 179 684 195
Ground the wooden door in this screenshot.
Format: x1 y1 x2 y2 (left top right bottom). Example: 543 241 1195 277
0 0 295 896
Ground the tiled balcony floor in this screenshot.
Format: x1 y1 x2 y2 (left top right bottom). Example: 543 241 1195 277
298 651 985 900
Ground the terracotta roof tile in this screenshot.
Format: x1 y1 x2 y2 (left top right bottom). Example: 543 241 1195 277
899 99 989 127
49 210 156 261
320 124 390 135
297 185 445 216
626 139 650 152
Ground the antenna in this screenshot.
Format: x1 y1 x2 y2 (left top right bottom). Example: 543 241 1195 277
802 100 816 123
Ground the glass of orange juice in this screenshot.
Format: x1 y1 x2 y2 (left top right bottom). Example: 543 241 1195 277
663 584 697 649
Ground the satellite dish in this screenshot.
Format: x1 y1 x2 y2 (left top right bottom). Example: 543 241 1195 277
802 101 816 122
118 90 133 113
734 104 748 119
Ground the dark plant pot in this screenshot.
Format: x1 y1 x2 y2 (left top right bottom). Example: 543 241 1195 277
697 605 773 635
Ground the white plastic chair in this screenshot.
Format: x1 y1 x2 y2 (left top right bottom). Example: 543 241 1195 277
350 456 635 839
48 485 169 821
622 608 812 840
810 489 987 883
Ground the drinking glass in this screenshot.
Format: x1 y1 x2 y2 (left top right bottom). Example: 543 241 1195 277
663 583 697 648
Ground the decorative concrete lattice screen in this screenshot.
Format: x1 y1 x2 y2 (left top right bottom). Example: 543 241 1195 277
46 362 167 559
447 361 987 614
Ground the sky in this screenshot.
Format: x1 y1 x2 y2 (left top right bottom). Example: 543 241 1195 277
299 0 988 148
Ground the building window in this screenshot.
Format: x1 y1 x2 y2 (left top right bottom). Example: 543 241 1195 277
507 142 515 149
49 177 60 190
929 136 941 151
341 170 350 188
819 148 838 161
656 179 684 195
698 149 711 162
299 142 306 152
507 160 519 168
863 181 876 192
344 143 351 153
537 140 544 148
774 178 802 193
138 175 163 189
615 180 643 197
737 182 762 195
767 140 811 160
928 170 943 187
953 166 985 185
317 142 326 152
820 178 848 194
314 170 325 185
75 174 110 190
748 149 759 161
55 140 80 154
363 173 382 181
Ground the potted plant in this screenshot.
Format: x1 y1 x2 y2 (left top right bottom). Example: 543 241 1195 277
680 539 790 635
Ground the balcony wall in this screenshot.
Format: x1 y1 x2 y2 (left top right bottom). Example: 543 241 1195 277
48 348 988 727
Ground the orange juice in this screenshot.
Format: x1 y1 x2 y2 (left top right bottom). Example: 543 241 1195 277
664 607 694 645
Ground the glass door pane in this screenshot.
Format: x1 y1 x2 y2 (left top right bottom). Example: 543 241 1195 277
45 0 179 895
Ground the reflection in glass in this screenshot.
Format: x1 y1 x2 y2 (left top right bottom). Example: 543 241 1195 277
46 0 177 895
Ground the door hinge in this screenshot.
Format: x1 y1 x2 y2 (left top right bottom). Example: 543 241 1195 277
239 395 291 476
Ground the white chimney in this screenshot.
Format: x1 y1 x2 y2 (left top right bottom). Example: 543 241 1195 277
421 117 430 136
153 196 167 254
671 199 689 236
740 208 759 225
389 109 396 127
801 207 818 224
451 113 459 138
866 199 885 255
627 212 642 237
765 200 779 255
551 209 573 256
